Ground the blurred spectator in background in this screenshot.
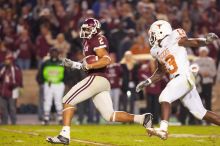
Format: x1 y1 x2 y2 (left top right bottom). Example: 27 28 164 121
2 26 16 52
36 48 65 125
0 54 22 125
35 24 52 67
0 40 7 65
92 0 111 17
106 53 122 111
118 29 135 60
15 28 34 69
52 33 70 58
120 51 139 113
130 35 150 54
194 47 217 115
109 22 127 57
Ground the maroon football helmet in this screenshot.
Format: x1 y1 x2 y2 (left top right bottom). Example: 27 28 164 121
80 18 101 39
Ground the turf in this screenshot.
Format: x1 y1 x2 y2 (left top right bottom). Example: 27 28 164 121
0 124 220 146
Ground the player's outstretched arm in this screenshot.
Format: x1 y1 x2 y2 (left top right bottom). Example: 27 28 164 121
178 33 219 47
61 58 82 69
136 61 166 92
85 48 111 70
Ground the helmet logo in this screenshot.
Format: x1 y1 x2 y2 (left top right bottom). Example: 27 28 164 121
157 24 162 29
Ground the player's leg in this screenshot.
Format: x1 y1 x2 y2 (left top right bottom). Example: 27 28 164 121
148 76 192 139
53 83 65 124
93 90 153 128
43 83 53 125
0 97 9 124
46 76 96 144
203 111 220 125
46 75 110 144
181 87 220 125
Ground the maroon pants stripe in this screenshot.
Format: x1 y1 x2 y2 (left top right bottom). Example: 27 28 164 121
65 75 95 104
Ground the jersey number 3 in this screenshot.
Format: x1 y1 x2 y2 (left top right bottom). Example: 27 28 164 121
165 54 178 74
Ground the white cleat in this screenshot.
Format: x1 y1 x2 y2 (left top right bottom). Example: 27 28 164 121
147 128 168 140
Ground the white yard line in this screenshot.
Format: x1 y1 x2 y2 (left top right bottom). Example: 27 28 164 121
0 128 115 146
169 134 220 138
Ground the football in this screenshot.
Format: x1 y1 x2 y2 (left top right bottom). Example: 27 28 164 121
83 55 99 64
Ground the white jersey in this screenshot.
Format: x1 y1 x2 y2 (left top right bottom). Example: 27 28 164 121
150 29 194 83
151 29 207 120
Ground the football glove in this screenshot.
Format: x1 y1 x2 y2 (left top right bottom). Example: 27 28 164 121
81 58 92 71
136 79 152 93
60 58 82 69
205 33 219 44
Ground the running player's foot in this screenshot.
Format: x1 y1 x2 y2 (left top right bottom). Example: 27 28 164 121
147 128 168 140
46 135 69 145
143 113 153 128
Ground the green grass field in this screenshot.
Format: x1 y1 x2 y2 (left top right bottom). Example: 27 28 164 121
0 125 220 146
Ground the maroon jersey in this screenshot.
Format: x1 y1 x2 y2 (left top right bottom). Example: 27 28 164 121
106 63 122 88
82 33 109 77
15 38 34 59
36 35 51 59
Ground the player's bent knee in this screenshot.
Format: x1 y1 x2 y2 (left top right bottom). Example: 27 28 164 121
189 109 207 120
100 110 114 122
159 96 171 103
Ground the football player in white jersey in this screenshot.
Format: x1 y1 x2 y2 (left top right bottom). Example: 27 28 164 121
136 20 220 140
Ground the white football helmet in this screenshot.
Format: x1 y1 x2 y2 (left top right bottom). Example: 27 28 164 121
148 20 172 46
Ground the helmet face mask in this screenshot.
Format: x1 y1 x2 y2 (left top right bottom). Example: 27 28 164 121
148 20 172 46
80 18 101 39
149 31 157 46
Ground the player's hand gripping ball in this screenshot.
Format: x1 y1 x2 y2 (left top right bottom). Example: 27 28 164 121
82 55 99 71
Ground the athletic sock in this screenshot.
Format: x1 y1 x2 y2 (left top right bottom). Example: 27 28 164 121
160 120 168 131
134 115 145 124
60 126 70 139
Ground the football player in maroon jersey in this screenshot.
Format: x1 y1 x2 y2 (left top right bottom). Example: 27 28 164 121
46 18 153 145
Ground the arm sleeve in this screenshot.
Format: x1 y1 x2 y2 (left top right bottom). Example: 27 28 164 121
172 28 187 43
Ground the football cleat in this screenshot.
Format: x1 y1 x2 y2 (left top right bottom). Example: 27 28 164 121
143 113 153 128
46 135 69 145
147 128 168 140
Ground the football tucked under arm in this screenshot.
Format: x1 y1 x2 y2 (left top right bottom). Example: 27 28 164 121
83 48 111 70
